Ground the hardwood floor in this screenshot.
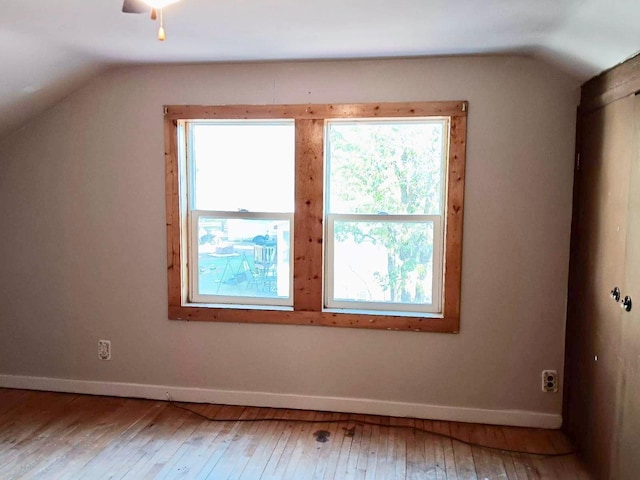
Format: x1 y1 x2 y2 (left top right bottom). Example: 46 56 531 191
0 389 591 479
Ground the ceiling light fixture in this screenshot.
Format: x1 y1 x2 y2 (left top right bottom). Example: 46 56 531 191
140 0 181 7
143 0 181 41
122 0 182 41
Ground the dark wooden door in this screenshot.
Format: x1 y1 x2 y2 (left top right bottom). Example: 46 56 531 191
565 95 634 479
614 93 640 479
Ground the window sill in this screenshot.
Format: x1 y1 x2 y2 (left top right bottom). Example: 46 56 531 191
169 304 458 333
182 302 294 312
322 307 444 319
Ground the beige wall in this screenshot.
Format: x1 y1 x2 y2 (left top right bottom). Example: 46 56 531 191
0 56 579 421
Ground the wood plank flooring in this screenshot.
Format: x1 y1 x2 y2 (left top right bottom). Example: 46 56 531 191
0 389 591 479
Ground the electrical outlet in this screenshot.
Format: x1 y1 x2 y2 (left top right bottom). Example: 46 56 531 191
542 370 558 392
98 340 111 361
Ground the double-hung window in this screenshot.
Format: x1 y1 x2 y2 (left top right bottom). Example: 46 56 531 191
184 120 294 307
325 119 447 313
165 102 467 332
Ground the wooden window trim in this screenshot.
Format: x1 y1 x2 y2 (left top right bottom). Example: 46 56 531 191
164 102 468 333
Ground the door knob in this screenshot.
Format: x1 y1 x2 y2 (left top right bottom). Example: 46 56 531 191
621 296 632 312
611 287 621 302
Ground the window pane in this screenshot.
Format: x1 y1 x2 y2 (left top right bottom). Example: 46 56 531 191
331 221 434 305
192 121 295 212
196 217 291 302
327 120 445 215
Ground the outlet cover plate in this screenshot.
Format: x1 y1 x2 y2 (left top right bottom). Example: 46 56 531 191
98 340 111 361
541 369 558 392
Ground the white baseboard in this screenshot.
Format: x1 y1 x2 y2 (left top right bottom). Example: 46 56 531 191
0 374 561 429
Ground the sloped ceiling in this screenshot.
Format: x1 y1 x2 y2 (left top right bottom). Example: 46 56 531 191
0 0 638 138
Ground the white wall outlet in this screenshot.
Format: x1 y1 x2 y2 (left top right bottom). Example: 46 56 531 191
542 370 558 392
98 340 111 361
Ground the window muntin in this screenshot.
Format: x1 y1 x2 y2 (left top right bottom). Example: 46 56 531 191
325 118 448 314
185 120 295 307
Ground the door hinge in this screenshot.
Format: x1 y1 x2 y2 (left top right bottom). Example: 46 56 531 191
576 153 581 171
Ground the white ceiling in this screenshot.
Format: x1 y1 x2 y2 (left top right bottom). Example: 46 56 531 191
0 0 638 138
